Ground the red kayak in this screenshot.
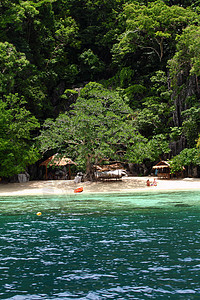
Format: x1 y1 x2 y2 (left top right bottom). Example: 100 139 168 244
74 187 83 193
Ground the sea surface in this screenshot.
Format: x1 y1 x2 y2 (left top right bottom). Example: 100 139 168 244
0 191 200 299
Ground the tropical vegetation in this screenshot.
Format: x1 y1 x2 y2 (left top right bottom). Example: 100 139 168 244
1 0 200 179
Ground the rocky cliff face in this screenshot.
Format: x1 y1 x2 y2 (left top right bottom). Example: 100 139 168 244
170 72 199 155
172 73 197 127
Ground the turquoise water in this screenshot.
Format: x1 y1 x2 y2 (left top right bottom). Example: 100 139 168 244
0 191 200 299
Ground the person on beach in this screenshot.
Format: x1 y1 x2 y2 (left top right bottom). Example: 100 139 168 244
146 179 151 186
152 178 157 186
147 178 157 187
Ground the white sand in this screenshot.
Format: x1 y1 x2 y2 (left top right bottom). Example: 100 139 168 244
0 176 200 196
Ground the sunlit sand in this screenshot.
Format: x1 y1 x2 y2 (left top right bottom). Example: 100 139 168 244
0 177 200 196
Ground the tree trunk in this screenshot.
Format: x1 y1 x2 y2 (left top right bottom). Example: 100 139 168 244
85 155 95 181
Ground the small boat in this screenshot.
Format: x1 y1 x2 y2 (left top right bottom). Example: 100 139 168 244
74 187 83 193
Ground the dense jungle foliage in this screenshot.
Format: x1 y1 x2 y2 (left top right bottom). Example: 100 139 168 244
1 0 200 179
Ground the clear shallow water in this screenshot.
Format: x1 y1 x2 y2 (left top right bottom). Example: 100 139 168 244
0 191 200 299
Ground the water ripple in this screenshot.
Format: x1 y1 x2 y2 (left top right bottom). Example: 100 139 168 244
0 192 200 299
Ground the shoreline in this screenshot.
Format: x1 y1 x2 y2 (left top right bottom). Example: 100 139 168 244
0 176 200 196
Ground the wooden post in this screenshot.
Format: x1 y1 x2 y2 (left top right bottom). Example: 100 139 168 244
68 164 71 180
45 166 48 180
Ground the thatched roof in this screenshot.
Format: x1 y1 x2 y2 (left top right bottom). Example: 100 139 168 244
40 153 77 167
94 163 124 172
152 161 170 169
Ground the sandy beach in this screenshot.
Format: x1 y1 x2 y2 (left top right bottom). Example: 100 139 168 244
0 176 200 196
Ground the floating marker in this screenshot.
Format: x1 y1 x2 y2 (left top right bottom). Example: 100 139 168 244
36 212 42 216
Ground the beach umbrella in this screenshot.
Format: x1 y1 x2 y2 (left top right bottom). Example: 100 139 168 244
40 153 77 179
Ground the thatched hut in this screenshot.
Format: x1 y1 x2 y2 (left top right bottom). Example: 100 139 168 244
40 153 77 179
152 161 171 179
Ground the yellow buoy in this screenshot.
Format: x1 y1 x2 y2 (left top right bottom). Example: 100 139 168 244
36 212 42 216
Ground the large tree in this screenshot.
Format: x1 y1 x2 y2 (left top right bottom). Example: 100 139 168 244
38 82 146 179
